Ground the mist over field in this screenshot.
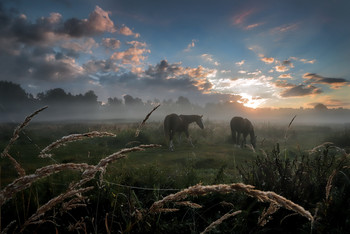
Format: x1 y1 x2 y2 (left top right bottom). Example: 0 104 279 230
1 81 349 126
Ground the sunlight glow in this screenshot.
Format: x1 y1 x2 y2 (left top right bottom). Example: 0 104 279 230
237 93 266 109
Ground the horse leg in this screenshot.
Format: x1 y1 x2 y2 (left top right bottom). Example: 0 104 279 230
237 133 241 147
241 133 247 148
185 130 194 147
169 131 175 151
232 130 237 145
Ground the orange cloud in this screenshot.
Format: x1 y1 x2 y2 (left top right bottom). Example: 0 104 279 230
300 59 316 64
278 74 292 79
261 57 274 64
119 25 140 38
88 6 116 33
102 38 121 49
275 65 289 72
110 41 150 64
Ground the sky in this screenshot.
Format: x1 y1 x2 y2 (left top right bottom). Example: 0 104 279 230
0 0 349 109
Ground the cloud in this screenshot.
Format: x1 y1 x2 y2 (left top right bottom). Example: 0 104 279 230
279 84 323 97
278 74 292 79
235 60 245 66
232 9 255 26
275 65 289 72
61 38 98 53
110 41 150 65
62 6 116 37
102 38 121 49
303 73 349 89
95 60 216 102
184 39 197 52
83 59 119 73
300 59 316 64
0 5 120 51
245 23 261 30
201 54 220 66
119 25 140 38
282 60 294 68
271 23 299 33
261 57 274 64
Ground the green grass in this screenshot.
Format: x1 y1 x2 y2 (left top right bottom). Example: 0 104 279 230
1 120 349 233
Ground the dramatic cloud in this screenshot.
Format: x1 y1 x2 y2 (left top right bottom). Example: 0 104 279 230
62 6 116 37
279 84 322 97
261 57 274 64
110 41 150 65
83 59 119 73
61 38 98 53
303 73 349 89
102 38 121 49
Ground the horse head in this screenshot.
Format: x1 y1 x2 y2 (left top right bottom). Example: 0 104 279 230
251 135 257 148
196 115 204 129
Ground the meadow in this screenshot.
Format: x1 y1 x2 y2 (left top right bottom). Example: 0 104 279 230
0 108 350 233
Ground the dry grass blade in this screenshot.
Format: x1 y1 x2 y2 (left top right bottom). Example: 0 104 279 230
1 106 48 177
96 144 161 183
0 163 95 207
258 203 280 226
1 106 48 158
284 115 296 139
39 131 116 158
1 220 16 234
1 152 25 177
326 169 337 201
135 104 161 137
22 186 94 230
201 210 242 234
174 201 202 209
150 183 313 223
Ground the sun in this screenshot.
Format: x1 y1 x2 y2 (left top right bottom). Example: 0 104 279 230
237 93 265 109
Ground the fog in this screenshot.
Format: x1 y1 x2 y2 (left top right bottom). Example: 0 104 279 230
1 81 350 126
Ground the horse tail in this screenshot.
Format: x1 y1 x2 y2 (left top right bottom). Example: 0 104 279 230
163 115 172 140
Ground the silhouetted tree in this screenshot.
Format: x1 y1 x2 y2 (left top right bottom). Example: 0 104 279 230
107 97 122 106
176 96 191 106
124 94 143 106
314 103 328 111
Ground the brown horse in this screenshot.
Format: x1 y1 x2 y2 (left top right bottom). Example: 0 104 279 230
230 116 256 148
164 113 204 151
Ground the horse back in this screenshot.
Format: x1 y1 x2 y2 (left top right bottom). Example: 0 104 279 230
230 116 253 134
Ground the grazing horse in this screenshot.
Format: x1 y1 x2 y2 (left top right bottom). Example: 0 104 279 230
164 113 204 151
230 116 256 148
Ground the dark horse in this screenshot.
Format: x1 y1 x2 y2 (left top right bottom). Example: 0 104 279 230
230 116 256 148
164 113 204 151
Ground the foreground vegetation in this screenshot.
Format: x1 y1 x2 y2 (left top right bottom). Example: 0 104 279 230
0 107 350 233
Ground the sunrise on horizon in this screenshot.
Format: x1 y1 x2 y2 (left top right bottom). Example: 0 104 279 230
0 0 349 110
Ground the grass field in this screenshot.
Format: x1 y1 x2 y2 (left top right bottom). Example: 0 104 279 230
1 115 350 233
